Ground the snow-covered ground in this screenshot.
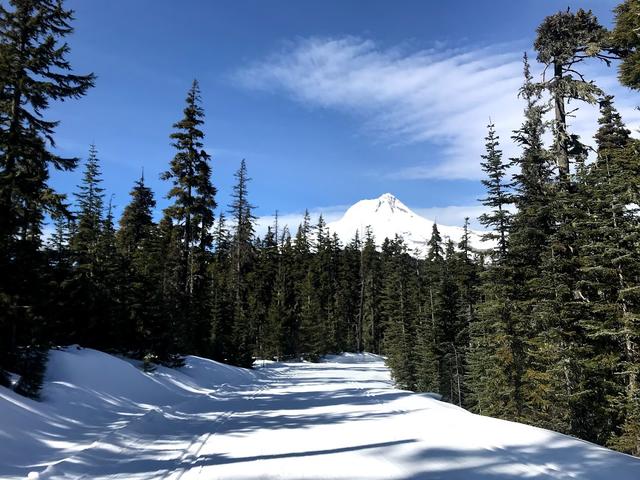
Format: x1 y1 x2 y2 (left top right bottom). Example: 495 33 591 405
1 348 639 479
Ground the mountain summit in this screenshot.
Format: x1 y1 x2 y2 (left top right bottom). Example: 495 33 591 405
327 193 486 254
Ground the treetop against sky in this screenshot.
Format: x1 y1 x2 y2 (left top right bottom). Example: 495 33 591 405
49 0 633 227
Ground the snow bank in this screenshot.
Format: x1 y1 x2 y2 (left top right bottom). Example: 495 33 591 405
0 347 261 478
321 352 385 363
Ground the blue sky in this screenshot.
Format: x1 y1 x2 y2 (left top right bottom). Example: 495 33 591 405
47 0 636 231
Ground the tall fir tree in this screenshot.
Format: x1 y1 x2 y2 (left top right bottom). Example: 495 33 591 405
161 79 216 355
117 173 158 356
380 237 416 390
69 145 106 346
0 0 94 385
467 117 520 419
227 159 256 367
360 227 382 354
610 0 640 91
209 212 233 361
534 8 608 181
478 123 511 260
579 96 640 453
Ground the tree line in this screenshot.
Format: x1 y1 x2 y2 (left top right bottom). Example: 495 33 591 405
0 0 639 457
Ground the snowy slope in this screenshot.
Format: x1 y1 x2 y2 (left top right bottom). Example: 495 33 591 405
327 193 487 255
1 348 639 479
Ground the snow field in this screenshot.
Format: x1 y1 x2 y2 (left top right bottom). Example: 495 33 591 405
1 349 639 479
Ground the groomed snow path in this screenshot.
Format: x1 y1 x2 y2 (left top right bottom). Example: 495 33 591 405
2 350 640 479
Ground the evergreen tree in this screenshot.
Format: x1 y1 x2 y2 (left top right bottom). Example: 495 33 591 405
227 159 256 367
275 226 298 358
209 212 233 360
380 237 416 390
0 0 94 384
155 213 186 365
610 0 640 91
252 223 279 361
117 173 158 355
534 8 608 181
340 232 362 352
579 97 640 452
436 240 464 404
310 214 337 353
478 123 511 259
427 223 444 263
98 197 124 348
468 116 520 419
117 172 156 257
72 145 104 263
360 227 381 354
69 145 106 346
261 215 292 359
292 210 313 356
161 79 216 354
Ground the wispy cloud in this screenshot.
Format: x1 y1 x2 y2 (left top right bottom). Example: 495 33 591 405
235 36 640 181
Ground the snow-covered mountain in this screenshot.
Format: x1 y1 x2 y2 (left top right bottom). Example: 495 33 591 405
327 193 487 255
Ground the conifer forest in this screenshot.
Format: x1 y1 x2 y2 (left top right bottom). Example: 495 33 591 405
1 0 640 463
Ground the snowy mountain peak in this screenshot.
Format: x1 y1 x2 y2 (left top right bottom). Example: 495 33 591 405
342 193 412 221
371 193 411 216
327 193 487 255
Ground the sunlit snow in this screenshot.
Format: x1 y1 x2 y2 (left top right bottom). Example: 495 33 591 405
1 348 638 479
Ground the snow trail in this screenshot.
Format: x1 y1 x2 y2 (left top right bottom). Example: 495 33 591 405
2 350 639 479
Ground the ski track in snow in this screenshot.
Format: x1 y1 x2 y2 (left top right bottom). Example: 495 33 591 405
1 350 639 479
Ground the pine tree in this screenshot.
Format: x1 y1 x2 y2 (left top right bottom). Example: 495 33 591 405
209 213 233 361
381 237 416 390
227 159 256 367
310 214 336 353
427 223 444 263
161 79 216 354
117 174 158 355
69 145 106 346
436 240 464 404
340 232 362 352
98 197 124 349
292 210 313 356
534 8 608 181
610 0 640 91
525 19 604 431
276 226 298 358
509 54 553 289
478 123 511 259
0 0 94 385
468 117 521 419
579 97 640 452
155 213 186 365
261 215 290 359
360 227 381 353
252 223 279 360
72 145 104 264
118 172 156 257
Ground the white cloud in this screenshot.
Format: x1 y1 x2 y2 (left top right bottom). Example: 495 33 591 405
236 36 640 181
